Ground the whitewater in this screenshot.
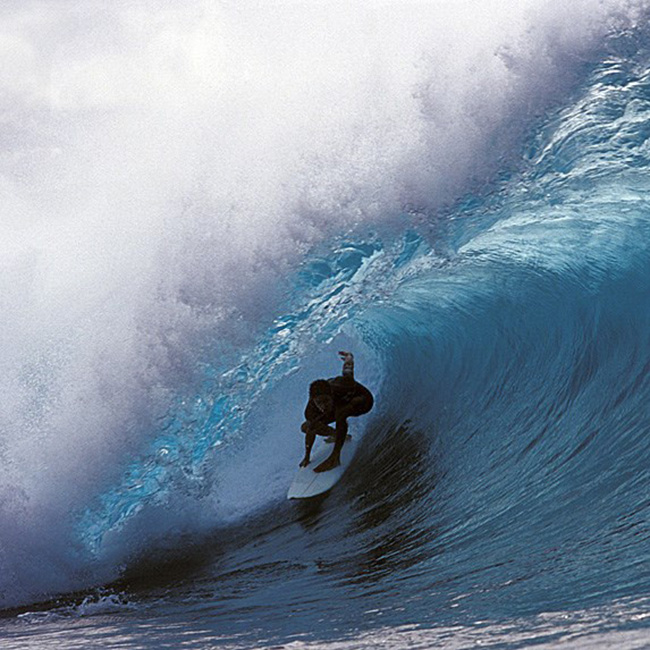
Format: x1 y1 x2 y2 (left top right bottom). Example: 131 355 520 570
1 1 650 648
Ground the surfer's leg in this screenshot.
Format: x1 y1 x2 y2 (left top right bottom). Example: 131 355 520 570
314 393 373 472
314 403 357 472
300 416 337 467
302 420 336 437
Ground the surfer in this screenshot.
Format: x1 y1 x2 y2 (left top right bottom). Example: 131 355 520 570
300 351 374 472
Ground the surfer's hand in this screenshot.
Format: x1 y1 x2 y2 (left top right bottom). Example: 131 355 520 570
339 351 354 377
299 456 310 468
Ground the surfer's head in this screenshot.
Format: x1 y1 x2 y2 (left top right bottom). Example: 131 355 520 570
309 379 333 414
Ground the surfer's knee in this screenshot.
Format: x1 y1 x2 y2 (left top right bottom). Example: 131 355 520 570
348 394 373 417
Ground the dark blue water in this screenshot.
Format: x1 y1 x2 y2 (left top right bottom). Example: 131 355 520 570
2 3 650 649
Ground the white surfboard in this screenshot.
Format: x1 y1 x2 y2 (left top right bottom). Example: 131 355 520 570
287 434 357 499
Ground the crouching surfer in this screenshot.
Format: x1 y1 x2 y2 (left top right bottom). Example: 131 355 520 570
300 351 374 472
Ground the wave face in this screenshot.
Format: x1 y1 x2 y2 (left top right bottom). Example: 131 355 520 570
1 1 650 647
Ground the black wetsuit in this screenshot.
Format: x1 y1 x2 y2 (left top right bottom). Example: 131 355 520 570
304 375 374 428
300 353 373 470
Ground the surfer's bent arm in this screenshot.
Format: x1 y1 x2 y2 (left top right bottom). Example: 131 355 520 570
300 428 315 467
339 350 354 378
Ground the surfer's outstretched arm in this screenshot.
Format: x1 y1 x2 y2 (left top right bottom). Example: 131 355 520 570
339 350 354 378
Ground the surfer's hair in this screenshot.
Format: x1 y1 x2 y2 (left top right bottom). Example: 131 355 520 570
309 379 332 397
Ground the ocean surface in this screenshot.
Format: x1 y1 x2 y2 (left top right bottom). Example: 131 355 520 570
2 2 650 648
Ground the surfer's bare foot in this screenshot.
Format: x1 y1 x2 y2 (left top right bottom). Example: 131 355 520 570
314 456 340 473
